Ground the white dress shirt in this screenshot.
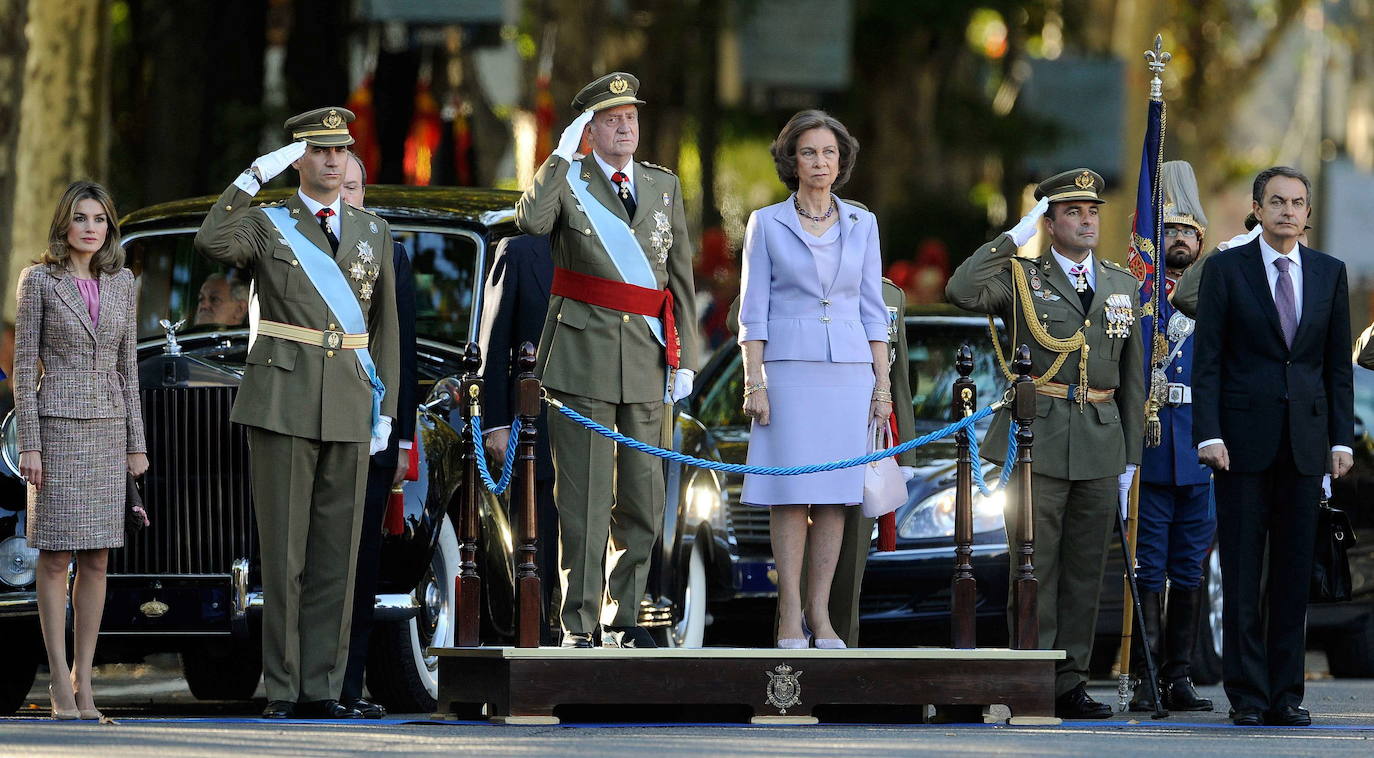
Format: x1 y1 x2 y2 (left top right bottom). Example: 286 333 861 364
1197 235 1349 456
296 189 342 239
1051 248 1096 291
593 150 636 202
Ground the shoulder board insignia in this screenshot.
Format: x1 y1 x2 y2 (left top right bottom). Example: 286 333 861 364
640 161 675 175
1102 260 1131 273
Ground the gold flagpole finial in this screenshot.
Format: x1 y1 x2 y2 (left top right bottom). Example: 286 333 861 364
1144 34 1171 102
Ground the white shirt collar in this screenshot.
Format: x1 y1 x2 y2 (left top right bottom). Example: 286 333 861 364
297 189 342 236
1050 247 1096 289
1258 233 1302 269
592 151 634 196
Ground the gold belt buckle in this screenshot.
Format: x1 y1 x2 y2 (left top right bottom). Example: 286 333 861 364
322 330 344 350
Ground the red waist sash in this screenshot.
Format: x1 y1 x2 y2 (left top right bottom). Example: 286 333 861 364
551 267 680 369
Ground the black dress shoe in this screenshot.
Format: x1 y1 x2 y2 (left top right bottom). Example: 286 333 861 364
1265 705 1311 726
1229 707 1263 726
603 625 657 648
561 632 595 648
341 697 387 718
261 700 296 719
1054 684 1112 719
1162 677 1213 711
296 699 363 719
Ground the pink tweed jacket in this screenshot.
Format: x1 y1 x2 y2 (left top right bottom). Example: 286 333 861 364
12 264 147 454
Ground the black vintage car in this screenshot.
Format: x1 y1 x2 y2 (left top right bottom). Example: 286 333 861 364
0 186 532 713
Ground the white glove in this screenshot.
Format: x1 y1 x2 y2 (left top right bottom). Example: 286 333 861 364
553 110 595 162
1217 224 1263 252
370 416 393 455
1117 463 1138 519
1005 196 1051 247
251 141 308 184
671 369 695 402
1322 473 1333 500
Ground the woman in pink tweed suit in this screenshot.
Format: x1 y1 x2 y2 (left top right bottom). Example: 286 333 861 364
13 181 149 719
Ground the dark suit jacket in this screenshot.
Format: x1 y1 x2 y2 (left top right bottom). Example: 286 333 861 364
373 240 417 468
1191 238 1353 476
477 234 554 481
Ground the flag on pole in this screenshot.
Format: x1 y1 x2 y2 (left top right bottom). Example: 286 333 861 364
1126 98 1165 303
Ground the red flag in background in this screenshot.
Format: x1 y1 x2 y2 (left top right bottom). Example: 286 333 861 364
404 80 442 185
345 75 381 182
534 73 555 165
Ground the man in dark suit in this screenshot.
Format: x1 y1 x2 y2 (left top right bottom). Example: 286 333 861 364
477 233 560 646
337 153 418 716
1192 165 1354 727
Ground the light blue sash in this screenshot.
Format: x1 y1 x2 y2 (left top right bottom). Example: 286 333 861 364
565 161 665 346
261 206 386 437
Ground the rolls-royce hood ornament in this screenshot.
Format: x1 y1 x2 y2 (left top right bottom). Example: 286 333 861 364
160 318 187 355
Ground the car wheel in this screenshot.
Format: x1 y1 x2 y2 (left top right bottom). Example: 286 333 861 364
366 518 458 712
663 541 708 649
1190 548 1224 686
0 619 40 714
181 639 263 701
1325 611 1374 678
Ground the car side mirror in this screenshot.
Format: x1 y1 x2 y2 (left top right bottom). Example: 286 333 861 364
424 376 462 414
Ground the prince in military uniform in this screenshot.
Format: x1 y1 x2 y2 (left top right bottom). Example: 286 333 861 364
516 73 700 648
946 169 1144 718
194 107 399 718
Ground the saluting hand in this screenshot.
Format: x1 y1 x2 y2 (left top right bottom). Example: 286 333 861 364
251 140 308 184
553 110 595 162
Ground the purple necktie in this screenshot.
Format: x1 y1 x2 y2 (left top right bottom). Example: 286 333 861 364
1274 256 1297 347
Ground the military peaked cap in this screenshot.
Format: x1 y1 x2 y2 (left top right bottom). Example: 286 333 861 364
284 106 356 147
571 72 646 113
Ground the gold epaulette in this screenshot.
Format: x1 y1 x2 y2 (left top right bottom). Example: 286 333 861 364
640 161 675 175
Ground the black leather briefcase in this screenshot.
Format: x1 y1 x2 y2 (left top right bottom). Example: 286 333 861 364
1310 498 1357 604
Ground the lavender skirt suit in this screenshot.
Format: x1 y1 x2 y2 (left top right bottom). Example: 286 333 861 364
737 197 888 506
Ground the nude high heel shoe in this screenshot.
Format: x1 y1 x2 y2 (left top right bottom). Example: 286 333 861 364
71 675 103 720
49 685 79 720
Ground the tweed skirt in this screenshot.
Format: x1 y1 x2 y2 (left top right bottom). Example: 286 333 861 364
741 360 874 506
26 416 127 551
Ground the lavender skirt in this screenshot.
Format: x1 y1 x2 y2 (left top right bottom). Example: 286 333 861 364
741 360 874 506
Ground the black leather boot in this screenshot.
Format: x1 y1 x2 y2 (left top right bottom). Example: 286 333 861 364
1127 588 1166 712
1161 586 1214 711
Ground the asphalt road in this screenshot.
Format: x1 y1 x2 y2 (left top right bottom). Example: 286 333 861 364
3 654 1373 757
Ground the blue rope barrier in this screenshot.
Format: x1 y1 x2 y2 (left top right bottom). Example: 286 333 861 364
967 418 1018 497
470 416 523 495
546 400 998 476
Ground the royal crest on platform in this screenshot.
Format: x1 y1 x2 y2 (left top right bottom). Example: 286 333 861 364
764 663 803 714
349 239 381 301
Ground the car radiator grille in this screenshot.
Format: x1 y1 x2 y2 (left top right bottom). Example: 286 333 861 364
111 387 255 575
724 483 771 545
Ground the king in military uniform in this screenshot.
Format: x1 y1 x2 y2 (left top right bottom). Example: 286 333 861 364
945 169 1144 718
516 73 700 648
194 107 399 719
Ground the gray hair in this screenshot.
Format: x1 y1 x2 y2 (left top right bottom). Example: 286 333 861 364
1252 166 1311 205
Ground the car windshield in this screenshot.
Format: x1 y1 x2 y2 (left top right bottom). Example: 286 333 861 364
694 318 1007 430
121 227 480 344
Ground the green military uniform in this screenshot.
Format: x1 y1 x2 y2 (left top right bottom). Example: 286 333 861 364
194 107 399 704
1169 243 1218 320
515 74 700 637
945 169 1144 699
729 275 915 646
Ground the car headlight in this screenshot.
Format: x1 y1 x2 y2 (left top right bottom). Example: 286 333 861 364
684 474 723 525
897 484 1007 540
0 536 40 587
0 410 19 479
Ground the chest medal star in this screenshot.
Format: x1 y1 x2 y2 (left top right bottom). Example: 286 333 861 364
649 210 673 265
350 240 381 301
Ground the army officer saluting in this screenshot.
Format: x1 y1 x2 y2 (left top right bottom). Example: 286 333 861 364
946 169 1144 719
195 107 399 719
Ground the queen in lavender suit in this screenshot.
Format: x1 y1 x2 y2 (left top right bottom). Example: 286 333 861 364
738 111 891 649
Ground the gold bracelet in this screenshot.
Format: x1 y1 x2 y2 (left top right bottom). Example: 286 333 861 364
744 382 767 397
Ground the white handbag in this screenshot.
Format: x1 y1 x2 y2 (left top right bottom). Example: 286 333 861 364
862 421 907 518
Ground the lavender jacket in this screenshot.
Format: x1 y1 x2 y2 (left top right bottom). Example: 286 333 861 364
736 197 887 362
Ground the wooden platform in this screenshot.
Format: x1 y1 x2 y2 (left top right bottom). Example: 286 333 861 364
431 646 1065 725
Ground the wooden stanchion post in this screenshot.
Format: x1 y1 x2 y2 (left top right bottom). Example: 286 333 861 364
1010 345 1039 650
456 342 483 647
950 343 977 649
515 343 543 648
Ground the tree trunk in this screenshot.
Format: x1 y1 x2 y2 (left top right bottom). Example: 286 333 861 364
0 0 29 323
6 0 110 321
